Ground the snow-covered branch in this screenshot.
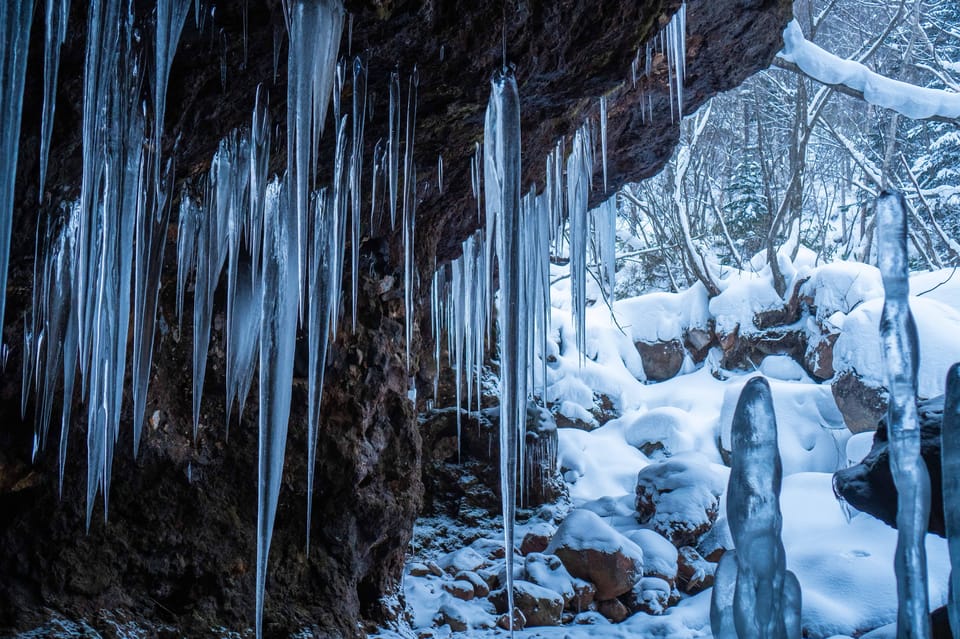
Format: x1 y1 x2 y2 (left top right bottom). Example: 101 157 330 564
775 20 960 124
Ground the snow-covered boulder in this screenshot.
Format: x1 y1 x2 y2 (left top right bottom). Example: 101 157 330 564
625 528 679 585
831 296 960 399
800 261 883 322
523 552 595 611
676 546 716 594
438 547 486 574
545 509 645 599
634 452 728 547
489 580 564 627
622 576 673 615
623 406 695 458
520 521 555 555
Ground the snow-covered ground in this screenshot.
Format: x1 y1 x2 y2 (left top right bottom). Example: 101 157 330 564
377 257 960 639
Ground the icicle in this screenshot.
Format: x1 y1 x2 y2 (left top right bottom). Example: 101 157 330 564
154 0 191 190
485 67 524 636
437 154 444 194
39 0 70 200
387 70 400 230
307 188 334 550
132 154 174 457
369 138 384 229
713 377 801 639
943 364 960 639
329 113 349 336
403 67 419 370
593 196 616 305
876 191 931 639
599 95 608 193
349 56 367 332
566 126 591 365
175 193 197 332
287 0 345 320
0 1 35 336
249 85 271 279
255 177 299 639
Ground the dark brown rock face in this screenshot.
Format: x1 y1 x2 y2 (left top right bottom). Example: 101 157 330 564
1 0 791 636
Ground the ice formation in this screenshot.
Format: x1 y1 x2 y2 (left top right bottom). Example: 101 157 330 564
944 364 960 639
711 377 801 639
0 2 35 337
876 191 931 639
40 0 70 199
485 67 524 633
12 0 707 635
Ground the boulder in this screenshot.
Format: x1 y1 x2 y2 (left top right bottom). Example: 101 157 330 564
436 600 495 632
454 570 489 598
832 371 888 434
804 330 839 381
624 407 695 458
635 340 685 382
833 395 946 536
442 579 475 601
622 577 673 615
635 453 727 547
496 608 526 631
438 547 486 574
545 509 644 600
520 522 555 555
523 552 595 611
677 546 716 594
596 598 630 623
490 580 564 627
625 529 678 585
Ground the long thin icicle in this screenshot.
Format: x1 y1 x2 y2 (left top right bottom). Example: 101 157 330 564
566 126 591 364
256 177 299 639
306 187 333 550
286 0 344 319
876 190 931 639
0 1 35 334
154 0 191 189
485 67 523 636
39 0 70 200
402 68 419 369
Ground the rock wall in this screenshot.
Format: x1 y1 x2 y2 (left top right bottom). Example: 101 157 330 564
0 0 792 636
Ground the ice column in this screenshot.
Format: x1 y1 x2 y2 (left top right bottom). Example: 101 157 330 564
712 377 801 639
485 67 524 634
943 363 960 639
876 191 931 639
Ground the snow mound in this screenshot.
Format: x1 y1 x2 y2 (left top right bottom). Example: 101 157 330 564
832 296 960 398
801 261 883 321
623 407 695 458
719 375 848 476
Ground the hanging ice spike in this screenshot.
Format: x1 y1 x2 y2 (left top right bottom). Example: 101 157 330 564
876 190 931 639
0 1 35 336
710 377 801 639
485 66 524 637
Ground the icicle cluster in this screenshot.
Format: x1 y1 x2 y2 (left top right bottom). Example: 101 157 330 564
632 2 687 124
875 191 931 639
710 377 801 639
567 125 593 362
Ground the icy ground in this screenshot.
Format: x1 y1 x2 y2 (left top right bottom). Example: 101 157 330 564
376 257 960 639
